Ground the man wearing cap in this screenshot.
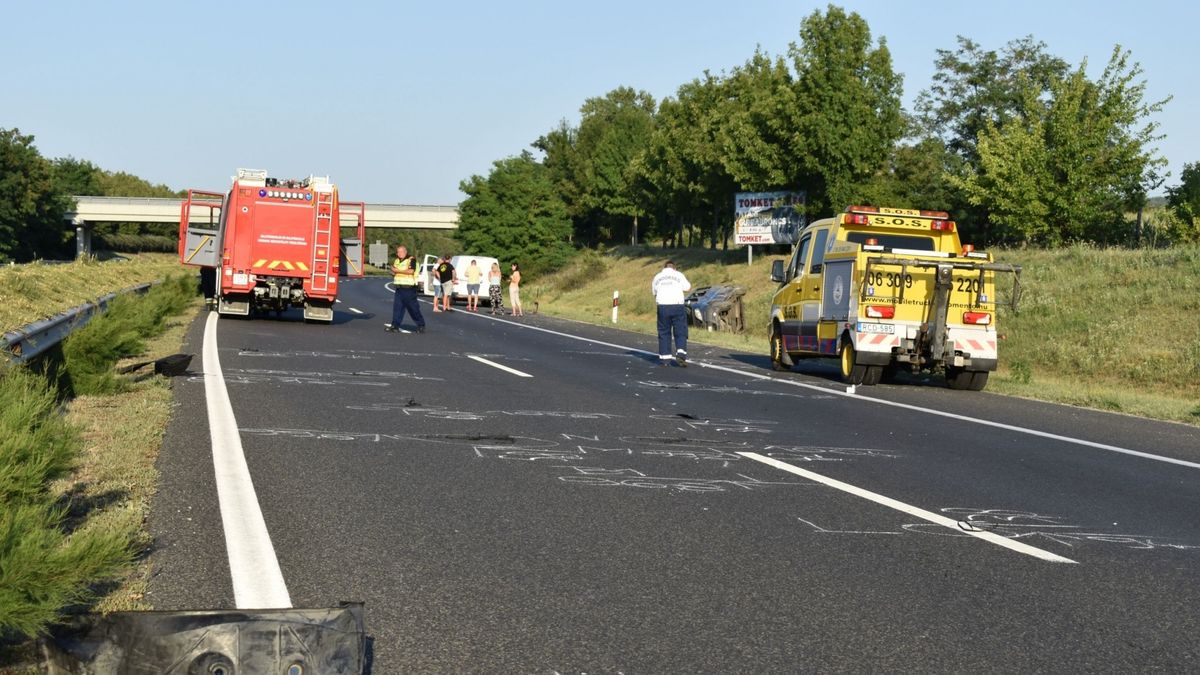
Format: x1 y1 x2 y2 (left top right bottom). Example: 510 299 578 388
652 260 692 367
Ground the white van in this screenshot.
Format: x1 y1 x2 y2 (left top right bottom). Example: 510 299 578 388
448 255 500 302
417 254 439 296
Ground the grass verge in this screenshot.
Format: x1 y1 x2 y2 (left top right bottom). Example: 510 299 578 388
0 272 201 669
0 254 182 335
532 244 1200 426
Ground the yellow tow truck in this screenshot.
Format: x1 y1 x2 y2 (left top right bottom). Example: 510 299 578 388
768 206 1021 390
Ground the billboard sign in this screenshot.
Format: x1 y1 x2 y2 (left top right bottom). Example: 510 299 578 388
734 191 806 245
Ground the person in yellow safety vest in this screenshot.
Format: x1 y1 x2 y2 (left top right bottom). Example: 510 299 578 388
388 245 425 333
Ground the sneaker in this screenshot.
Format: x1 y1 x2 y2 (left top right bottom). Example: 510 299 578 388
384 325 396 332
676 352 687 367
417 325 426 333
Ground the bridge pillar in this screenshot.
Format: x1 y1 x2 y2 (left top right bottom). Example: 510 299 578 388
74 217 92 259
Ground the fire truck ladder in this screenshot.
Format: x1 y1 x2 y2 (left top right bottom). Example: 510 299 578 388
310 189 334 293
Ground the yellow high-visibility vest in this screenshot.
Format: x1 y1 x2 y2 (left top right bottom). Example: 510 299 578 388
393 257 417 286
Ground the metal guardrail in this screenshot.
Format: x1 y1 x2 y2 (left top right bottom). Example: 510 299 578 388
1 282 155 364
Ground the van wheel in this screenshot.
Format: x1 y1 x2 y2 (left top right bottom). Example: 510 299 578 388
969 371 990 391
838 340 866 385
770 329 788 371
946 367 973 390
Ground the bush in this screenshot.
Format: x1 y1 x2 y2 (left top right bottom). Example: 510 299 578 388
94 233 177 253
0 367 131 638
62 275 196 395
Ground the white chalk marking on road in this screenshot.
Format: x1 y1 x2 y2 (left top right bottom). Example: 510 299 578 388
202 312 292 608
335 299 342 303
399 281 1200 471
467 354 533 378
739 452 1077 564
349 307 364 314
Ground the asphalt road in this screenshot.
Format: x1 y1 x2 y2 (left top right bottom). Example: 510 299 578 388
149 276 1200 673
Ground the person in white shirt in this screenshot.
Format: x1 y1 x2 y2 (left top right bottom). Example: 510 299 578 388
651 260 692 367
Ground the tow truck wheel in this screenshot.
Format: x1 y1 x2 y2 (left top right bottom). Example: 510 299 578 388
946 367 973 390
770 329 788 372
968 371 989 391
838 340 867 385
862 365 883 386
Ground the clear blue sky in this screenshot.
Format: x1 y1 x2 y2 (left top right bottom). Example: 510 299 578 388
4 0 1195 204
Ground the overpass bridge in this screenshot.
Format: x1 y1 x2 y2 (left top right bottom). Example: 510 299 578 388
66 196 459 256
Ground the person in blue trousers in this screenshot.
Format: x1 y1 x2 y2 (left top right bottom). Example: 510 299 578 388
388 245 425 333
652 260 691 366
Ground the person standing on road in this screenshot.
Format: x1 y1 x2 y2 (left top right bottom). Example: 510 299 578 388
434 255 448 312
389 245 425 333
508 262 523 316
488 262 504 314
435 255 456 312
652 260 691 366
465 259 482 312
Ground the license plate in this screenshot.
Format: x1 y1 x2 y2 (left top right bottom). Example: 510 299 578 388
857 322 894 334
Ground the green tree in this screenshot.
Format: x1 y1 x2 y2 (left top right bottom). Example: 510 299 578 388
717 50 796 192
0 128 71 262
96 170 181 198
788 5 905 214
631 73 736 247
952 47 1169 245
1167 162 1200 229
573 87 657 245
51 157 104 196
457 151 574 275
915 36 1069 163
850 138 960 214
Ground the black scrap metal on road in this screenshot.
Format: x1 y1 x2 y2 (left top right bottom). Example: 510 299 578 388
149 277 1200 673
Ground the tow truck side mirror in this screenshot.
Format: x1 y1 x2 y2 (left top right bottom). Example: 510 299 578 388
770 259 785 284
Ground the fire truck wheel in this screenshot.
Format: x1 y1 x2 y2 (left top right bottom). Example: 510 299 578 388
770 329 788 371
946 367 973 390
862 365 883 386
838 340 867 385
968 371 989 391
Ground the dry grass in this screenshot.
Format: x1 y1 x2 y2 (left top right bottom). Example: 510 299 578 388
57 298 204 613
534 244 1200 425
0 254 183 335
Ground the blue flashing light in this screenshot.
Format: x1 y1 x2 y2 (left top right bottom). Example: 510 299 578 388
258 189 267 197
305 193 312 201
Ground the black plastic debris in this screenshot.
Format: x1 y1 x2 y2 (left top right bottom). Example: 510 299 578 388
41 602 365 675
116 353 194 377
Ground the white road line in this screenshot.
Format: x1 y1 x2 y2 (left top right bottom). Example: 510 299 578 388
739 452 1077 564
202 312 292 609
467 354 533 378
429 285 1198 472
349 307 364 314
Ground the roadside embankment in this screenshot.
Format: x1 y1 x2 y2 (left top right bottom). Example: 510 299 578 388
531 244 1200 425
0 261 199 663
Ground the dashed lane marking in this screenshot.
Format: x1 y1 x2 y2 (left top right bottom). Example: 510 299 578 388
467 354 533 378
740 452 1076 564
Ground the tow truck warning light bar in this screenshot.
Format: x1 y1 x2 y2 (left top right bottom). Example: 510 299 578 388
843 205 955 232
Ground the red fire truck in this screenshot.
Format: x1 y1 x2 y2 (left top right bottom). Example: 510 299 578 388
179 169 364 322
